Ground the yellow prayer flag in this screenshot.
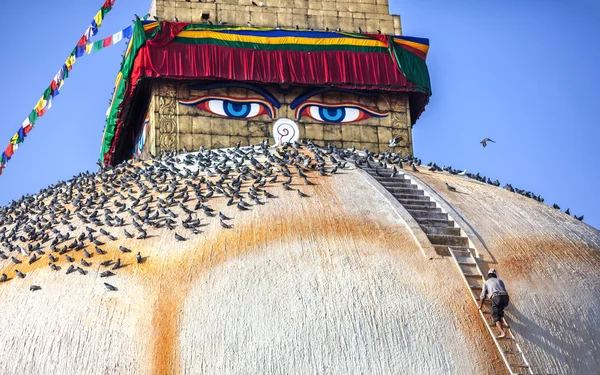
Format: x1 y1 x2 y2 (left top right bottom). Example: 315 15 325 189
65 55 77 70
34 97 46 112
10 133 19 145
94 11 103 28
86 43 93 54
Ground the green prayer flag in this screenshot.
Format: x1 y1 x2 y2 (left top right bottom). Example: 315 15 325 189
93 40 103 53
28 110 38 126
43 87 52 100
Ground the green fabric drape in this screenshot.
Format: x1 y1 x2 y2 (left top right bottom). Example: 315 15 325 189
100 19 150 162
389 38 432 96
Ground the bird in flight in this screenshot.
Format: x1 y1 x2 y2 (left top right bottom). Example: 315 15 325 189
480 138 496 148
388 137 402 148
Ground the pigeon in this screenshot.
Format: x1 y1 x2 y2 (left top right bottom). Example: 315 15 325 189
220 220 232 229
173 16 178 22
104 283 118 291
480 138 496 148
112 258 122 270
565 208 571 216
16 270 26 279
552 203 560 210
119 245 132 253
297 189 309 198
445 182 457 192
0 274 6 282
219 212 231 220
66 264 76 274
411 164 418 172
175 233 187 241
100 270 115 278
575 215 584 221
30 285 41 292
388 137 402 148
136 252 142 264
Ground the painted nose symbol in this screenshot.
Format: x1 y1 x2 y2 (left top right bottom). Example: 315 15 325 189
273 118 299 145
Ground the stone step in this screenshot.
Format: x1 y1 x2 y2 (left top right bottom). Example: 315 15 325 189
433 245 450 256
377 179 414 187
427 234 469 247
393 193 430 201
398 199 437 208
364 170 400 177
403 205 442 213
386 187 424 195
416 218 455 227
408 209 449 221
421 225 461 236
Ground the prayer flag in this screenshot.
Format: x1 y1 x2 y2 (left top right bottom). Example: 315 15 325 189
34 97 46 112
123 25 133 38
112 30 123 44
93 40 103 52
93 10 103 28
28 110 38 126
76 46 85 58
4 144 14 159
17 127 26 142
77 35 87 47
103 36 112 48
43 87 52 100
23 120 33 135
65 55 76 70
84 25 95 40
86 43 93 54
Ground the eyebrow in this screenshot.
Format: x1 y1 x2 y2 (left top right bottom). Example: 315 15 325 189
188 82 281 108
290 88 379 109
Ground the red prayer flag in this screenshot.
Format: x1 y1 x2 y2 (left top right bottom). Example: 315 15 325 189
23 124 33 135
77 35 87 47
50 80 57 91
102 36 113 48
4 144 14 158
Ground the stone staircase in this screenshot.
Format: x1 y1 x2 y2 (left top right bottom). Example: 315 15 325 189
361 165 469 256
361 164 533 375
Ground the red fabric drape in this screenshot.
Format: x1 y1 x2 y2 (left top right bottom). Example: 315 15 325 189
130 42 417 92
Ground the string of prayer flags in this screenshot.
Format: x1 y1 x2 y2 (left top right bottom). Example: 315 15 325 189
0 0 117 176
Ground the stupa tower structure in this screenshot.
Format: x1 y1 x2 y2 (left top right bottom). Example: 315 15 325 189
101 0 431 165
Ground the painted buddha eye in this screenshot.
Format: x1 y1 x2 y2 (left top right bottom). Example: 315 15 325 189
179 96 275 119
295 102 388 124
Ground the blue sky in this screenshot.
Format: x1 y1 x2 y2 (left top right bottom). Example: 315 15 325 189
0 0 598 229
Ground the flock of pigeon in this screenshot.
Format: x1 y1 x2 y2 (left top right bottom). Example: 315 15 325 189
388 136 584 221
0 138 587 293
0 140 353 292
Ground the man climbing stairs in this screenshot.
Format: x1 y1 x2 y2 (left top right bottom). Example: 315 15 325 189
360 163 533 375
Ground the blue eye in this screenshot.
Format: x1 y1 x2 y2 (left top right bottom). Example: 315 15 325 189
179 96 275 119
296 102 389 124
319 107 345 122
225 102 251 117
